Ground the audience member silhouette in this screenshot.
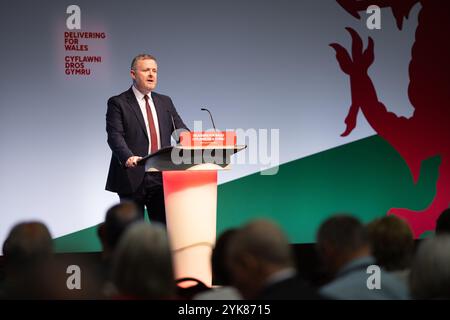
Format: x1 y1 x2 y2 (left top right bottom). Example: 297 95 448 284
1 221 55 299
410 235 450 299
227 219 321 300
367 216 414 285
98 201 141 261
317 215 408 299
111 222 176 299
194 228 242 300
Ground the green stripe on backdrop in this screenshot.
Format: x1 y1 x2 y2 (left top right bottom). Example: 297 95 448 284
54 135 440 252
217 135 439 242
54 224 102 253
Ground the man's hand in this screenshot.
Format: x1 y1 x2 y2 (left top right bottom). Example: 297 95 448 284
125 156 143 168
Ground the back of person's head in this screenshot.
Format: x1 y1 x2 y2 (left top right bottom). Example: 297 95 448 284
367 216 414 271
317 215 368 255
410 235 450 299
316 215 369 274
212 228 238 286
228 219 293 268
436 208 450 235
2 221 55 299
226 219 294 299
101 202 141 251
111 222 175 299
3 221 53 267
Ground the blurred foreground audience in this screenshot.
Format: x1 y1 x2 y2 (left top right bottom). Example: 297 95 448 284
410 235 450 299
367 216 414 285
1 221 55 299
226 219 322 300
194 228 242 300
3 207 450 300
98 201 141 262
111 222 177 299
97 201 141 295
316 215 408 299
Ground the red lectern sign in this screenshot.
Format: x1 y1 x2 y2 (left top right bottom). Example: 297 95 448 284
180 131 236 147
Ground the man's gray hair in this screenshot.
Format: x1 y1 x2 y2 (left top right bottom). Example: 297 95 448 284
112 222 175 299
131 53 157 71
410 235 450 299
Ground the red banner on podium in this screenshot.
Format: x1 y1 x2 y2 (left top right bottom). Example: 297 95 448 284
180 131 236 147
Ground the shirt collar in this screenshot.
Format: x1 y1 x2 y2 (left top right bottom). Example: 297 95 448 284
132 85 151 101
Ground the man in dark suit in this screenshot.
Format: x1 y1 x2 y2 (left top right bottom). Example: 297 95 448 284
105 54 188 225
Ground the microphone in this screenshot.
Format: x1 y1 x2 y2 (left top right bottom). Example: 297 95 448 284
167 110 177 132
201 107 217 131
167 110 180 144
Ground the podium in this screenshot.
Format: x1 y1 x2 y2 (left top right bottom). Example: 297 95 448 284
140 133 245 287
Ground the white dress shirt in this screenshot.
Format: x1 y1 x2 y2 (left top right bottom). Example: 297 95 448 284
132 85 161 154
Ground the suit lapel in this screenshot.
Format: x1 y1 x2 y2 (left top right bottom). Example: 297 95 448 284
126 87 149 140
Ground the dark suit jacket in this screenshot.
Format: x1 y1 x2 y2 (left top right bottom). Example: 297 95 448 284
105 87 187 194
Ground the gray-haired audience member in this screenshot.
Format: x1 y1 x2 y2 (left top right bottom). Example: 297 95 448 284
317 215 408 300
367 216 414 285
435 208 450 235
226 219 321 300
1 221 54 299
410 235 450 299
111 222 176 299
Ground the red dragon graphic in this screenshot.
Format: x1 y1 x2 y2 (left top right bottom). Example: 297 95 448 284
331 0 450 237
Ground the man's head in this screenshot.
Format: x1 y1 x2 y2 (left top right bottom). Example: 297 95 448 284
367 216 414 271
130 53 158 94
410 235 450 299
211 228 238 286
316 215 370 276
2 221 56 298
98 202 141 257
112 222 175 299
3 221 53 268
226 219 294 299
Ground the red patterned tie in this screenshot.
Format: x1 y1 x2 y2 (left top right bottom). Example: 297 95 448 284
144 95 158 153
